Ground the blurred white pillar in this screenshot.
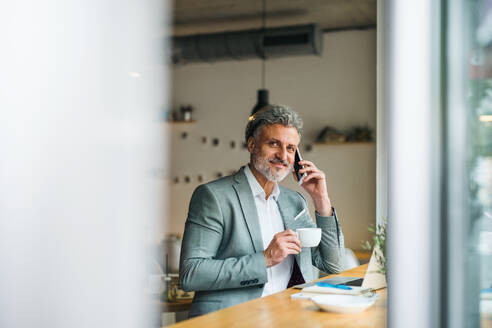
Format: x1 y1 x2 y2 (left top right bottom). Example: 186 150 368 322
0 1 168 327
385 0 442 327
376 0 388 225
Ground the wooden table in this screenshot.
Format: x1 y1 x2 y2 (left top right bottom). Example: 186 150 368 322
151 299 192 313
167 264 386 328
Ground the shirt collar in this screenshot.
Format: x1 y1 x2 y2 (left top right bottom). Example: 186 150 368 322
244 164 280 201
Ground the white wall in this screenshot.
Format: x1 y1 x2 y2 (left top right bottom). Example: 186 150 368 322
166 29 376 250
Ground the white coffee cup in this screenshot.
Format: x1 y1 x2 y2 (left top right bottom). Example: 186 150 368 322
295 228 322 247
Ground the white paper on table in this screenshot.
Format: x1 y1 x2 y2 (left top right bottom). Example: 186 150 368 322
301 285 373 296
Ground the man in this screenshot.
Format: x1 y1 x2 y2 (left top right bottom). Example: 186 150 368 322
179 105 345 318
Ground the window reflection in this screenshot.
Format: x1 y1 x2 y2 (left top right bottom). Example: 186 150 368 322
467 1 492 325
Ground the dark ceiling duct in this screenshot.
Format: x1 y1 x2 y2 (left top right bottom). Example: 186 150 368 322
171 24 323 64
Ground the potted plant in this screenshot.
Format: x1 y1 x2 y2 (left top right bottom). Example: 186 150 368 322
362 218 387 274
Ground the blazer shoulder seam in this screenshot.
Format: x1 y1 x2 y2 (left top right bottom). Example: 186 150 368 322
201 183 225 223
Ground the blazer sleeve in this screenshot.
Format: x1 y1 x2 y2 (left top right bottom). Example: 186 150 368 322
179 184 268 292
311 208 345 274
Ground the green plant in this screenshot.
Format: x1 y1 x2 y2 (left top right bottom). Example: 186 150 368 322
361 218 387 274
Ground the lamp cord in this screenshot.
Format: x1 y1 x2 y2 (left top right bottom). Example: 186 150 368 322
261 0 266 89
262 0 266 29
262 58 265 89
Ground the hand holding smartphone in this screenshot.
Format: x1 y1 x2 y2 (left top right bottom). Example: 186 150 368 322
294 148 307 185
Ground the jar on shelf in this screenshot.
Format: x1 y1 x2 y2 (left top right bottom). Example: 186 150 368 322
180 105 193 121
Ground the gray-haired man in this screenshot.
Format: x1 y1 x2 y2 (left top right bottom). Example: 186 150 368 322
179 105 345 317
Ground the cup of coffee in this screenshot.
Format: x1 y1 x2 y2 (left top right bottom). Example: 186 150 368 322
295 228 322 247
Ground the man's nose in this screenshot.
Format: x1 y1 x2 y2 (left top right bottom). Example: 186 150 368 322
276 147 288 161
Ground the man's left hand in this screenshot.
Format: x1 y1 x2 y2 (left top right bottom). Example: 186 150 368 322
294 160 333 216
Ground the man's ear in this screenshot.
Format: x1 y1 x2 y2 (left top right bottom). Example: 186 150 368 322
247 137 255 154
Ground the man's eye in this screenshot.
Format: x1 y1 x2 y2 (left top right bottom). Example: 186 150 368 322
287 146 295 152
270 141 279 147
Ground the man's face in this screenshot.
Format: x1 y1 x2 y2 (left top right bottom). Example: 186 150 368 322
249 123 300 183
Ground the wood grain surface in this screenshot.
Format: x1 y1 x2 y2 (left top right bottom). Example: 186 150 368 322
167 264 387 328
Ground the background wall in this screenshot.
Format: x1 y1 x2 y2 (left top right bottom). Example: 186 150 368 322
165 29 376 250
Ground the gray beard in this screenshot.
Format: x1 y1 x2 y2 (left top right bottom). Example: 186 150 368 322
252 151 291 183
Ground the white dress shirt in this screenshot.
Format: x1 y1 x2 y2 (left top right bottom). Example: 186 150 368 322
244 165 294 297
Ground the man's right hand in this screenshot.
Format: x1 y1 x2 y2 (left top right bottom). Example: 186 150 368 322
263 229 302 268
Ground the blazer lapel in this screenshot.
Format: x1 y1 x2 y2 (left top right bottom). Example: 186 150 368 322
276 190 304 231
277 190 305 265
232 167 264 253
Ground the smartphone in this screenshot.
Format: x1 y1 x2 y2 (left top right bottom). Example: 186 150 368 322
294 148 307 185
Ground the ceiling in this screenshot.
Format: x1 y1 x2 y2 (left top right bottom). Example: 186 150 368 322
171 0 377 36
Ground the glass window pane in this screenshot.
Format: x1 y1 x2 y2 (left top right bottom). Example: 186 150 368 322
446 0 492 327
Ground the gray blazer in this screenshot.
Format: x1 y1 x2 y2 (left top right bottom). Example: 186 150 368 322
179 167 344 317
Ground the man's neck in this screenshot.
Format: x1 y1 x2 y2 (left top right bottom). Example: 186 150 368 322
248 163 275 199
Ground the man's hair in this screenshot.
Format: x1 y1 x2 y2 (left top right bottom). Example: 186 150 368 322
244 104 303 142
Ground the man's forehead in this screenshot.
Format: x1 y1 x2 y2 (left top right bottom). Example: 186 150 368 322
259 124 300 143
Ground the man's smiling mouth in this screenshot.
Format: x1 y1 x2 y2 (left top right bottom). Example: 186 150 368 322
269 159 288 169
